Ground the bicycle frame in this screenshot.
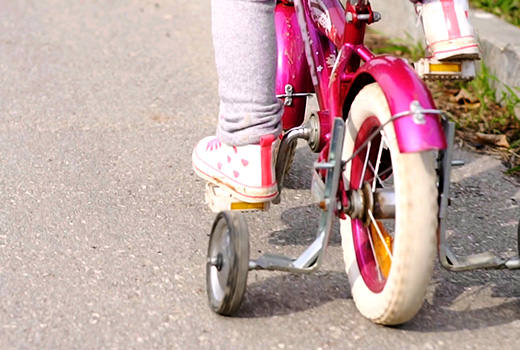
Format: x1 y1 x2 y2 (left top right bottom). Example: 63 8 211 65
275 0 447 154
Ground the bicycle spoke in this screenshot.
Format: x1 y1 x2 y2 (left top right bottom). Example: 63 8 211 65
367 165 392 182
366 165 392 187
360 141 371 184
371 135 385 193
368 209 393 261
365 217 383 281
368 162 385 189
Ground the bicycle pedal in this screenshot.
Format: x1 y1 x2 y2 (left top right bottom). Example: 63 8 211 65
204 183 270 213
415 58 476 81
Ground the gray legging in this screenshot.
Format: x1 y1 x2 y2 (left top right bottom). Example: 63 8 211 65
213 0 282 146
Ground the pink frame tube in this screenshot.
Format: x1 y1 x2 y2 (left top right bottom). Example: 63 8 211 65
275 3 314 130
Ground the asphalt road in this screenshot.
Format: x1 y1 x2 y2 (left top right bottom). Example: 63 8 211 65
1 1 519 349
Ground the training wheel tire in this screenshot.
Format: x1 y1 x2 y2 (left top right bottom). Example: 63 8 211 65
206 211 250 316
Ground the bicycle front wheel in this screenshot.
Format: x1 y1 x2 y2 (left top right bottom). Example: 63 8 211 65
340 83 438 325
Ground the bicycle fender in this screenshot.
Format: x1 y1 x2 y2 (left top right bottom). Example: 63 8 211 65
343 55 447 153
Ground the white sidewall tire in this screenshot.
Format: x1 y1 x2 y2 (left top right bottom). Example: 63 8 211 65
340 83 438 325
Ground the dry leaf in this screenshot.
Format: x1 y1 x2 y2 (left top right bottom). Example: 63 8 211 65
453 88 479 105
475 133 510 148
466 102 481 110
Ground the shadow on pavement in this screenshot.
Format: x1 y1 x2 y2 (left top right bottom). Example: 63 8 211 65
402 270 520 332
267 205 341 247
237 271 351 318
282 146 316 190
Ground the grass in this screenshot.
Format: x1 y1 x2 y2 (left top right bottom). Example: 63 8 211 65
457 62 520 135
470 0 520 27
371 33 425 62
506 165 520 174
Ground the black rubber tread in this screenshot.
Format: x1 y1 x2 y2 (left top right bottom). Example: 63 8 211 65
206 211 249 316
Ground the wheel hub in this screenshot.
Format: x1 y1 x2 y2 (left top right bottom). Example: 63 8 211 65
345 183 395 225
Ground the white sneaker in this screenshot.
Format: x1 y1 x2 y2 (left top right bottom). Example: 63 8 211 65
192 135 279 203
419 0 480 61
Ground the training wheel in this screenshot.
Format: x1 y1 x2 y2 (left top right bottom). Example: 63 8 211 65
206 211 250 315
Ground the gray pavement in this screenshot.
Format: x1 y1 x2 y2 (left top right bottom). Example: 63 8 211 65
0 1 519 349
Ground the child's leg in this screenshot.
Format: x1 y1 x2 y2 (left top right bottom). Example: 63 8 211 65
212 0 283 146
192 0 282 203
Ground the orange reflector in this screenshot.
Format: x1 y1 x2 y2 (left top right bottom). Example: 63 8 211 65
429 62 461 73
230 201 266 211
370 220 393 278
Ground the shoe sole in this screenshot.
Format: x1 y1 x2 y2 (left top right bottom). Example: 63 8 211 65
192 154 278 204
437 51 480 61
430 37 480 61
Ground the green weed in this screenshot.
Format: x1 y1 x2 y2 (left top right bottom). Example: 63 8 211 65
371 33 425 62
506 165 520 174
470 0 520 27
456 62 520 136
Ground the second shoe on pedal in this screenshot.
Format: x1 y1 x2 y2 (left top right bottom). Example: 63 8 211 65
418 0 480 61
192 135 279 203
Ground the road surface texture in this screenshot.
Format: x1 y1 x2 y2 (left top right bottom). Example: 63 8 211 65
0 1 519 349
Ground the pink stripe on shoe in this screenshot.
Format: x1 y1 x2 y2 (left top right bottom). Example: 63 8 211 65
434 44 478 54
441 0 461 38
259 135 275 187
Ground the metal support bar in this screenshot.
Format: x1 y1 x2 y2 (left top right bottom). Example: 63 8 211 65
250 118 346 273
437 118 520 271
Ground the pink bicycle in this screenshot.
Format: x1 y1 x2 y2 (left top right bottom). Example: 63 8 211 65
205 0 520 325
